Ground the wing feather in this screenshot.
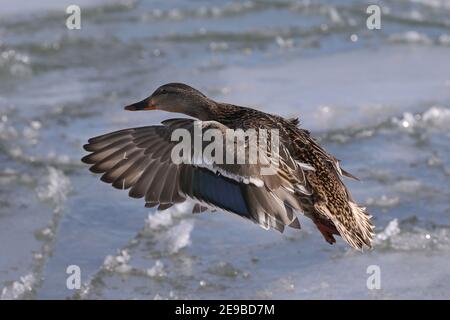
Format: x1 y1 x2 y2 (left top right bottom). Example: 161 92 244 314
82 118 314 233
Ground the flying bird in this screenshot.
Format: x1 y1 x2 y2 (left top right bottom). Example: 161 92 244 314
82 83 374 249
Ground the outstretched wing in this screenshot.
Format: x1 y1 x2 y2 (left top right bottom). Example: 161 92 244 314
82 118 311 232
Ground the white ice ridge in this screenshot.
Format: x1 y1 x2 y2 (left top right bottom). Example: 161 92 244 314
144 202 195 254
145 202 193 231
103 250 132 274
388 31 432 44
36 167 71 211
392 106 450 132
376 219 400 242
145 211 173 230
147 260 166 278
1 274 35 300
164 220 194 254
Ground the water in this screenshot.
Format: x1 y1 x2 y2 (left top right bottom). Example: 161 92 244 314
1 0 450 299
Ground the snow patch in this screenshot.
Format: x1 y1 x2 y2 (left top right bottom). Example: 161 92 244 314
36 167 71 211
1 274 35 300
388 31 432 44
376 219 400 241
103 250 132 274
164 220 194 254
392 106 450 133
145 211 173 230
146 260 166 278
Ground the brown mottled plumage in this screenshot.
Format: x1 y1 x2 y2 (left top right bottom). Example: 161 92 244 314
82 83 374 250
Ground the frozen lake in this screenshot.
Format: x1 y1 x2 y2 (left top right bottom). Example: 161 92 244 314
1 0 450 299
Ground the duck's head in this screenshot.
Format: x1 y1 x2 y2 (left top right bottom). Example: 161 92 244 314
124 83 214 119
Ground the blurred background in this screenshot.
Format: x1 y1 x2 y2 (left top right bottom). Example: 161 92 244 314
1 0 450 299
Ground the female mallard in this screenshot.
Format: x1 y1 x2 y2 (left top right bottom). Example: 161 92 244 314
82 83 374 250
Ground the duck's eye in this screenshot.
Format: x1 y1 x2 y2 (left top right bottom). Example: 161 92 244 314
159 89 168 95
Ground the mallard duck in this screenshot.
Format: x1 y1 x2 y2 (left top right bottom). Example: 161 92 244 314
82 83 374 249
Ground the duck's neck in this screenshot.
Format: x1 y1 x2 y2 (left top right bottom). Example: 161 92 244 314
183 99 223 121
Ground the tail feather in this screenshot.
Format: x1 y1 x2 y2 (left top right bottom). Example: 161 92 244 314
315 202 374 250
336 202 374 250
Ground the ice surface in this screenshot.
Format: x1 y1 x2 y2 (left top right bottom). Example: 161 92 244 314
392 106 450 133
164 220 195 254
146 260 166 278
388 31 432 45
1 0 450 299
376 219 400 242
422 106 450 130
103 250 132 274
36 167 71 211
145 211 173 231
1 274 35 300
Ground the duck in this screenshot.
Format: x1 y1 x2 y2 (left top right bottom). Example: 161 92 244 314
82 83 374 250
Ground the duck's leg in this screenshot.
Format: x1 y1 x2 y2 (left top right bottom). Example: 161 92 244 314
313 218 339 245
